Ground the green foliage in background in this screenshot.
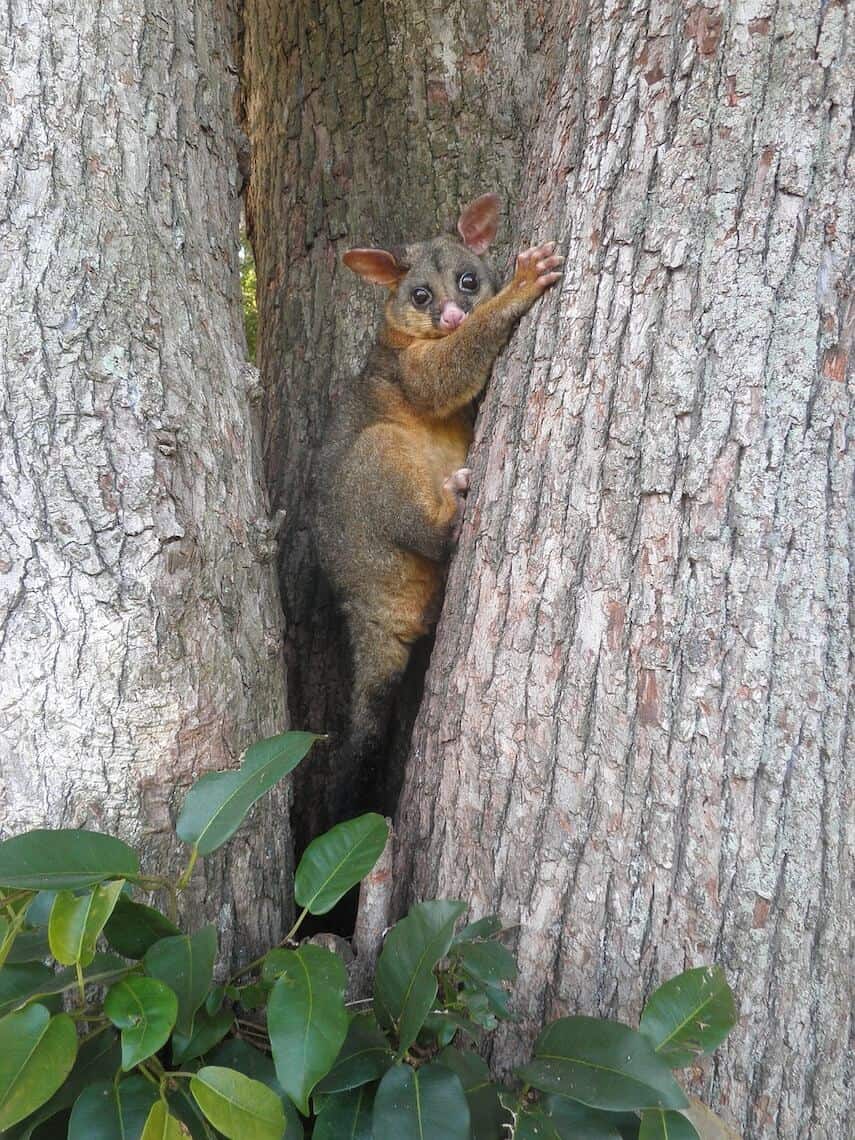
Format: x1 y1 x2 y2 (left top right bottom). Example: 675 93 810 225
241 236 258 362
0 732 738 1138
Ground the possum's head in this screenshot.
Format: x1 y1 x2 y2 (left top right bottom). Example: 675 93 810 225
343 193 501 339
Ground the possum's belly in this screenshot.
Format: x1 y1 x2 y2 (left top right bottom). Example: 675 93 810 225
419 419 470 482
381 552 445 642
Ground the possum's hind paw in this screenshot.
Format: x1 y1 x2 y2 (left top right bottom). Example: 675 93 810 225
443 467 471 542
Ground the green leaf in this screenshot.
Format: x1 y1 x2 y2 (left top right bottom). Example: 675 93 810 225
453 940 517 987
314 1086 374 1139
0 832 139 891
205 985 226 1016
0 895 36 970
639 967 737 1068
373 1062 470 1139
104 895 181 959
4 928 51 965
451 915 503 945
268 944 348 1114
374 900 466 1056
47 880 125 967
171 1005 234 1064
230 981 269 1010
1 1031 122 1139
104 976 178 1070
140 1100 190 1140
436 1046 507 1139
190 1066 285 1140
422 1010 482 1047
0 963 55 1018
0 954 130 1017
542 1094 628 1138
208 1039 303 1138
639 1109 699 1140
316 1012 394 1093
294 813 388 915
144 926 217 1037
0 1006 78 1129
518 1017 688 1112
176 731 319 856
68 1075 158 1139
508 1104 562 1139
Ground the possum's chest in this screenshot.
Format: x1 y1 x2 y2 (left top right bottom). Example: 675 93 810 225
410 414 472 481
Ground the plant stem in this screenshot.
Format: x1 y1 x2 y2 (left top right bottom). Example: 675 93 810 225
176 846 199 891
138 1063 161 1089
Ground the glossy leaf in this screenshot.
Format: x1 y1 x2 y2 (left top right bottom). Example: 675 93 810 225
140 1100 190 1140
542 1094 629 1138
4 928 51 964
423 1010 482 1046
104 976 178 1070
314 1086 374 1139
373 1062 470 1140
639 1109 700 1140
190 1066 285 1140
0 963 55 1018
453 939 517 987
48 880 125 967
518 1017 688 1112
639 967 737 1068
2 1031 123 1139
68 1075 158 1139
171 1005 234 1064
294 813 388 915
374 899 466 1056
508 1104 562 1139
176 731 319 856
0 1006 78 1129
0 895 35 969
268 944 348 1114
436 1046 507 1139
0 954 130 1018
451 915 503 945
316 1012 394 1093
143 926 217 1037
0 831 139 891
208 1039 303 1138
104 895 181 959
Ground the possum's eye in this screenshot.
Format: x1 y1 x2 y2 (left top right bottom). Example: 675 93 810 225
458 272 479 293
411 287 432 307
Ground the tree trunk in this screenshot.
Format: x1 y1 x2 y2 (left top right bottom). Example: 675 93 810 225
394 3 853 1137
0 0 291 961
242 0 544 848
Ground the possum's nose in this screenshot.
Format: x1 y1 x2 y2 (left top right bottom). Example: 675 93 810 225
439 302 467 332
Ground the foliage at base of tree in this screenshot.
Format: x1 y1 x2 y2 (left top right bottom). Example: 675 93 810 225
0 732 737 1138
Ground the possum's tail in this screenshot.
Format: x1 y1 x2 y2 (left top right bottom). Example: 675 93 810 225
338 612 413 819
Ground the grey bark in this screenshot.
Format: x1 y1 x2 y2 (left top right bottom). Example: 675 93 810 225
0 0 292 961
394 4 853 1139
244 0 851 1133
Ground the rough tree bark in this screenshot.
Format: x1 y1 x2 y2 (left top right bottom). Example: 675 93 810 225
244 0 850 1131
392 3 853 1138
242 0 544 847
0 0 291 960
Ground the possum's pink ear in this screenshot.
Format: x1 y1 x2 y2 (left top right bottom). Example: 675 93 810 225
343 248 406 286
457 193 500 254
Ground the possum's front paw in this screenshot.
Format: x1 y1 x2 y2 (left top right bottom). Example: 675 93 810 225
443 467 471 543
511 241 563 296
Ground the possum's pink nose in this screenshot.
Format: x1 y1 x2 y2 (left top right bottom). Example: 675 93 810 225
439 302 467 332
